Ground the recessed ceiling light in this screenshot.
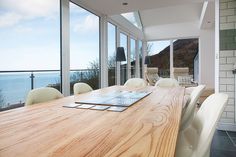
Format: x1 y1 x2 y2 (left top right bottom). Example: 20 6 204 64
122 2 128 6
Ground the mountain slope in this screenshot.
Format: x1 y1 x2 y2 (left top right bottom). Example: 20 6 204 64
148 39 198 75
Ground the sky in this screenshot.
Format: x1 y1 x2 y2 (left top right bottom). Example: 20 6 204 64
0 0 169 71
147 40 171 56
70 2 100 69
0 0 101 70
0 0 60 70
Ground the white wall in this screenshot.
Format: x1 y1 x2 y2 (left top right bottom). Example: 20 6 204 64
144 21 200 41
217 0 236 131
199 28 215 89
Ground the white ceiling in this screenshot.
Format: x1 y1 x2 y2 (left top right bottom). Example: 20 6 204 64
140 4 202 26
76 0 209 15
74 0 215 40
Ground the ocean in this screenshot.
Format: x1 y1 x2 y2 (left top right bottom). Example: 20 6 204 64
0 72 61 108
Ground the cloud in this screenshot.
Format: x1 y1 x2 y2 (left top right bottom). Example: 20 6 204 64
14 25 33 33
0 12 22 27
0 0 59 27
73 14 99 33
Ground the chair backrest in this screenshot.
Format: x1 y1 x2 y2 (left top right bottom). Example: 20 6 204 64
173 67 189 80
184 93 228 157
124 78 147 88
25 87 63 106
180 85 206 130
73 82 93 95
155 78 179 87
145 67 159 86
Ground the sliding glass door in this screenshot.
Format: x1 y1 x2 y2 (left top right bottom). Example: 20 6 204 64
147 40 171 77
108 23 116 86
120 33 128 85
130 38 136 78
69 2 100 94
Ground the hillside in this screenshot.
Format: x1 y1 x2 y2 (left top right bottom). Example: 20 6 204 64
148 39 198 75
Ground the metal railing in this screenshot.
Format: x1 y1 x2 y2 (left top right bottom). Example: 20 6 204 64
0 69 99 110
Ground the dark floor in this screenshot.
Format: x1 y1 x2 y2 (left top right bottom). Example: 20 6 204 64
211 130 236 157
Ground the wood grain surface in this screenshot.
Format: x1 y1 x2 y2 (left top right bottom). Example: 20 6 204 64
0 86 185 157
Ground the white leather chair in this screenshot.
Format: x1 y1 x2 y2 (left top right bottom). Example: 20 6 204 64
175 93 228 157
180 85 206 130
145 67 160 86
124 78 147 88
25 87 63 106
73 82 93 95
155 78 179 87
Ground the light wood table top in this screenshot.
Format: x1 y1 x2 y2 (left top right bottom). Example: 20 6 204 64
0 86 185 157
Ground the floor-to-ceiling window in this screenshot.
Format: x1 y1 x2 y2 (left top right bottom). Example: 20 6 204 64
130 38 136 78
173 38 198 81
70 2 100 94
147 40 171 77
107 23 116 86
120 33 128 85
139 40 143 78
0 0 61 110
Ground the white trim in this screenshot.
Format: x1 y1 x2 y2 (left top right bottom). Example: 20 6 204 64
61 0 70 96
116 29 121 85
215 0 219 93
100 15 108 88
127 36 131 79
199 1 208 29
71 0 103 17
147 36 200 42
170 40 174 78
135 40 140 77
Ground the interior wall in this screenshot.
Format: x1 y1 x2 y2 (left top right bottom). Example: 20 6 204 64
199 28 215 89
217 0 236 131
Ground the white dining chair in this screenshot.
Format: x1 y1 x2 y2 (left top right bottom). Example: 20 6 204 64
175 93 228 157
180 85 206 130
25 87 63 106
73 82 93 95
124 78 147 88
155 78 179 87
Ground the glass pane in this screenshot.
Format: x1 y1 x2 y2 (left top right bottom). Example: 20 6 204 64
0 72 30 110
130 38 136 78
139 40 143 78
120 33 128 85
147 40 170 77
34 71 61 90
0 0 60 110
70 2 100 94
108 23 116 86
121 12 142 30
173 39 199 82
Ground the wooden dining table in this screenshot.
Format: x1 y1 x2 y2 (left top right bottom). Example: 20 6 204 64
0 85 185 157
